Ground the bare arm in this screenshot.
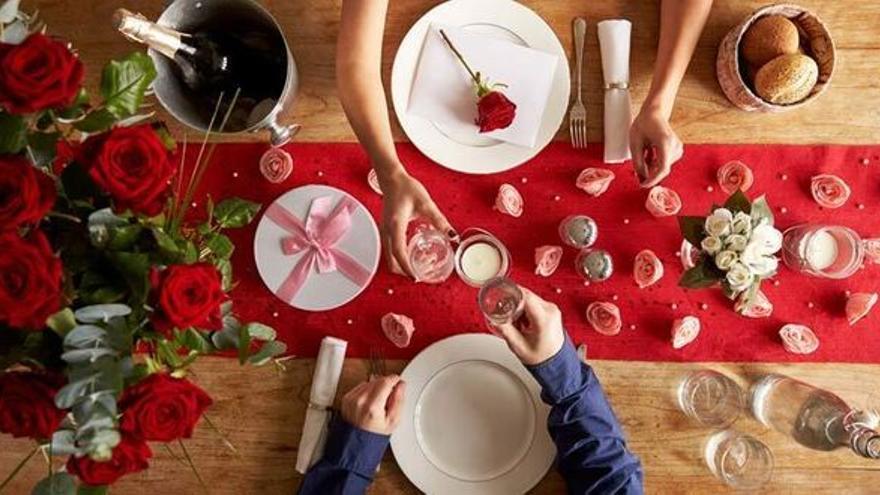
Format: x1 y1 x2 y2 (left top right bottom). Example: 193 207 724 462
337 0 453 278
631 0 713 187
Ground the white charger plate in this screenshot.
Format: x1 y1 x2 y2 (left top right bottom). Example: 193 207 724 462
253 185 380 312
391 334 555 494
391 0 570 175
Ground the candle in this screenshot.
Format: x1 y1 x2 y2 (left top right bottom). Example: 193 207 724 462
460 242 503 283
805 229 838 270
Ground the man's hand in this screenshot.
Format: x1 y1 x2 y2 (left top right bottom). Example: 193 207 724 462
629 107 683 188
491 287 565 366
341 375 406 436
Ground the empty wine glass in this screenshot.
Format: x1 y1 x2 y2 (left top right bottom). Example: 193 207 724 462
677 370 744 428
781 224 864 279
478 277 524 326
704 430 774 489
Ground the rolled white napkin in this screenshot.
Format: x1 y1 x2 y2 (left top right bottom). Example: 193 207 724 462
295 336 348 474
597 19 633 164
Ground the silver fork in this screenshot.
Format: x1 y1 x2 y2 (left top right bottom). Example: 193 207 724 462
569 17 587 149
367 347 386 380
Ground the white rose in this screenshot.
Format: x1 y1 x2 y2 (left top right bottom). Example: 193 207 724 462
750 223 783 255
715 250 738 270
701 236 723 255
726 234 748 252
741 241 779 277
726 262 753 292
705 208 733 237
732 212 752 235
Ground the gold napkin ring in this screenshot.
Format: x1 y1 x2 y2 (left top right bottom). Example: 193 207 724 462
604 81 629 90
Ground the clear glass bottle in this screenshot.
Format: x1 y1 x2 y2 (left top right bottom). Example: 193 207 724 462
751 374 880 458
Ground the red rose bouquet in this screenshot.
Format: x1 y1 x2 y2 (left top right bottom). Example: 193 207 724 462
0 7 284 493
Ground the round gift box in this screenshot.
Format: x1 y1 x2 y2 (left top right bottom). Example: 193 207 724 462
716 3 835 112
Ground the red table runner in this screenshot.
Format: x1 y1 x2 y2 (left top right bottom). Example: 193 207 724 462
198 142 880 362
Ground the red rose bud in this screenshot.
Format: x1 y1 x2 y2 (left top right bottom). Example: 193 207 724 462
150 263 226 335
0 371 66 440
0 33 84 114
79 124 176 217
67 436 152 486
0 155 56 230
119 373 213 442
476 90 517 133
0 231 63 330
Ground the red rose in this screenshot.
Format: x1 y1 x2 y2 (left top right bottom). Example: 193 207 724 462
0 371 66 439
0 155 56 230
150 263 226 334
66 436 152 486
0 231 62 330
119 373 212 442
476 91 517 133
79 124 175 216
0 34 84 114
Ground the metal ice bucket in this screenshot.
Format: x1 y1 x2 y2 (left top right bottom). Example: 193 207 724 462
150 0 300 145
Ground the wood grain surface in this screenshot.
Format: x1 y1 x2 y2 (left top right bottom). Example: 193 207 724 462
2 1 879 493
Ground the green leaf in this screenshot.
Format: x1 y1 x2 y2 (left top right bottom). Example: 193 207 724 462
153 123 177 151
107 224 143 251
26 131 61 168
77 485 109 495
237 323 251 365
677 216 706 247
73 108 117 133
56 88 90 121
679 261 722 289
205 233 234 259
248 341 287 366
49 430 79 456
46 309 77 336
153 228 182 259
55 376 98 409
723 190 752 214
216 258 233 290
63 325 107 349
213 198 261 229
32 472 76 495
750 195 774 226
180 328 212 353
61 163 101 202
100 51 157 118
0 112 27 154
107 252 151 300
244 322 277 341
74 304 132 324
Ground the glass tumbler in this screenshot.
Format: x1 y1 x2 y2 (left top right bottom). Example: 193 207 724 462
781 224 864 279
704 430 774 489
477 277 524 326
407 226 454 284
677 370 744 428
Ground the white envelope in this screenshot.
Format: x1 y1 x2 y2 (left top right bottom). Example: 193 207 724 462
408 24 559 148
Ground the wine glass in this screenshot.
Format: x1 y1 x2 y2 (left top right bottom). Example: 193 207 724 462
407 226 454 284
478 277 524 326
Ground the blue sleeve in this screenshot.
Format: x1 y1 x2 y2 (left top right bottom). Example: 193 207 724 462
527 337 644 495
298 415 389 495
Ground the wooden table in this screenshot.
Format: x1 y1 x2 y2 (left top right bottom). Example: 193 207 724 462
3 1 879 493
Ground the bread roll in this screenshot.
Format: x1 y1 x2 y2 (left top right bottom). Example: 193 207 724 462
741 15 800 67
754 53 818 105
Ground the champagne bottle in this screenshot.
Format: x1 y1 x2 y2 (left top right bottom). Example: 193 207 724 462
751 374 880 458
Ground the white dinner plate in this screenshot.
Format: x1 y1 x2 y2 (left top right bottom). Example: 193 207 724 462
391 334 555 494
253 185 380 312
391 0 570 175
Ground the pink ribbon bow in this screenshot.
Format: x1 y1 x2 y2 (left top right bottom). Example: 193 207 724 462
266 195 373 303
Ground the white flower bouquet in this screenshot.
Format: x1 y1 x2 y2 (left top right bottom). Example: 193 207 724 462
678 191 782 314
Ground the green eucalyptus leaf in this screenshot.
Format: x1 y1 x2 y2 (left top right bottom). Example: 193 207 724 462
55 375 98 409
64 325 107 349
248 340 287 366
88 208 129 247
213 198 261 229
237 323 251 365
245 322 276 341
47 308 77 336
61 348 119 364
750 195 774 226
181 328 212 353
678 216 706 247
74 304 131 324
49 430 79 456
0 18 27 44
0 112 27 154
0 0 21 23
723 190 752 214
32 473 76 495
100 51 157 118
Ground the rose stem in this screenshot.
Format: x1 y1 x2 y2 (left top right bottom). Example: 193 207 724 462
439 29 480 86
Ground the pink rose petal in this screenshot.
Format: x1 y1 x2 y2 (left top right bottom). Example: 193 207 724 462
381 313 415 348
735 289 774 318
779 324 819 354
367 168 383 195
645 186 682 217
576 168 615 197
586 301 622 336
633 249 664 288
863 238 880 265
717 160 754 194
846 292 878 326
259 147 293 184
671 316 701 349
534 245 563 277
810 174 851 209
494 183 523 218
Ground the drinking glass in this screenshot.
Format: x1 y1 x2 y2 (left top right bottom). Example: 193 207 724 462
678 370 744 428
478 277 524 326
781 224 864 279
407 226 454 284
704 430 774 489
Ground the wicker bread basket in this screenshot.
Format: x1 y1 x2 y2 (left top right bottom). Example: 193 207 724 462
717 3 835 112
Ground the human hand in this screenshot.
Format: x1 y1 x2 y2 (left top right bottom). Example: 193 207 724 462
378 169 455 279
340 375 406 436
491 287 566 366
629 106 683 188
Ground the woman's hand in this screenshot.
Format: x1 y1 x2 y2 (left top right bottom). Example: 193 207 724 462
378 168 454 279
341 375 406 436
629 106 683 188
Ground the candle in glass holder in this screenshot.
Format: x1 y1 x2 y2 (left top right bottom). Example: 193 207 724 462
460 242 503 284
803 229 838 270
782 224 864 279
